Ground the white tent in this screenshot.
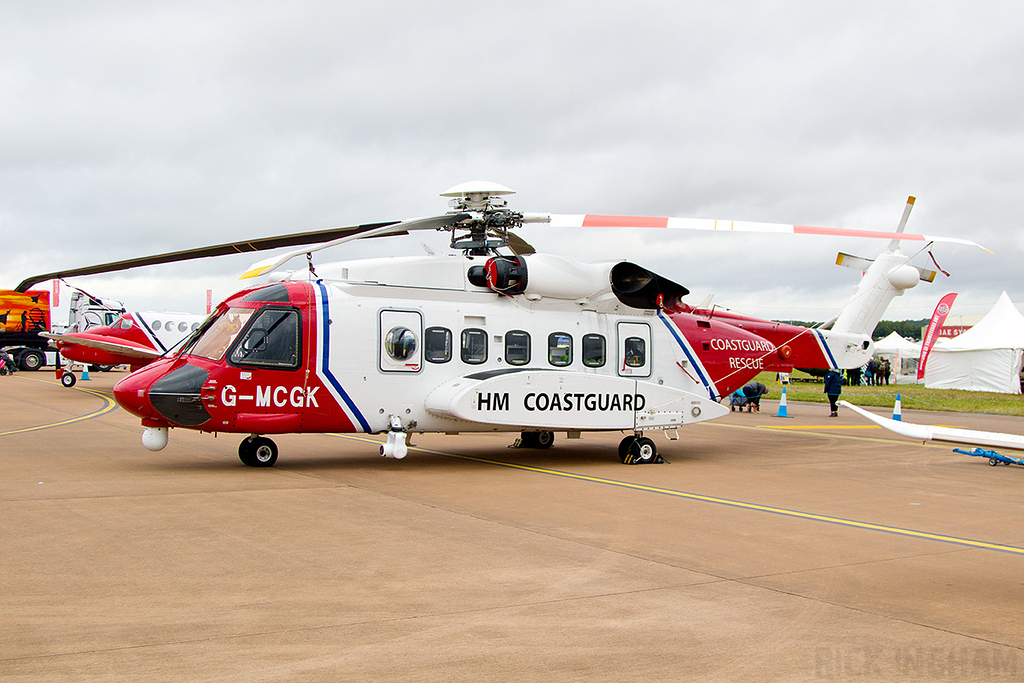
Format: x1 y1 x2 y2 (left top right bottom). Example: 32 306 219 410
924 292 1024 394
873 331 922 382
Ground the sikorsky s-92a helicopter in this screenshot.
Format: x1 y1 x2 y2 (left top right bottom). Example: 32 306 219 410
21 182 983 466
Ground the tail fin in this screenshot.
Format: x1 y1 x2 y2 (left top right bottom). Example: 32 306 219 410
829 249 933 336
816 197 937 368
830 197 934 337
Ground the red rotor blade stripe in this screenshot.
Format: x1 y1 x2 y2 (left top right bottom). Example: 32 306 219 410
556 214 960 244
793 225 926 241
581 215 670 228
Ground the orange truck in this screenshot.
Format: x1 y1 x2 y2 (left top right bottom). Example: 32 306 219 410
1 289 124 370
0 289 52 370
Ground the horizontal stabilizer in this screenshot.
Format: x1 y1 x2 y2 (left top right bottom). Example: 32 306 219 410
835 252 874 271
836 253 936 283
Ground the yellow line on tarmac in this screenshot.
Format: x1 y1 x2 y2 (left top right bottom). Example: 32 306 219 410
329 433 1024 556
0 376 118 436
766 424 881 430
709 421 950 449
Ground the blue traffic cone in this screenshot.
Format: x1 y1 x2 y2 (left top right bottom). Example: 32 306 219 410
892 393 902 421
81 363 90 381
775 386 790 417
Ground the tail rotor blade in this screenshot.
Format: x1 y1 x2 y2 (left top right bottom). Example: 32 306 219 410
887 196 916 251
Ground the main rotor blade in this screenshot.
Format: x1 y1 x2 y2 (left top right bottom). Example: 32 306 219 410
15 220 403 292
539 214 990 252
239 213 469 280
506 232 537 256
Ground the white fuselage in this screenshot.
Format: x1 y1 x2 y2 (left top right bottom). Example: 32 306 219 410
295 254 728 435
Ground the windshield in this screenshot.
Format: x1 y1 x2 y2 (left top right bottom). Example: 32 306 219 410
187 308 255 361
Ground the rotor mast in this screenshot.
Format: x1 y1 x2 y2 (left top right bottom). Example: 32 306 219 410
441 181 545 255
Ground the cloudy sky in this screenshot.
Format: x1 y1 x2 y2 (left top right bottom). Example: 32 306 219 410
2 1 1022 326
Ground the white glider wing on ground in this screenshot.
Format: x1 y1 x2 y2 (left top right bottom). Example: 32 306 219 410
839 400 1024 451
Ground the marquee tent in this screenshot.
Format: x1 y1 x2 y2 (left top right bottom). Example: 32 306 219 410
924 292 1024 394
873 331 922 382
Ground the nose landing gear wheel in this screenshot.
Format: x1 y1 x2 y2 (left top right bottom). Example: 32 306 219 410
61 371 77 387
239 436 278 467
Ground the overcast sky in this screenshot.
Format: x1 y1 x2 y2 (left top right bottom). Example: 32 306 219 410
2 1 1022 326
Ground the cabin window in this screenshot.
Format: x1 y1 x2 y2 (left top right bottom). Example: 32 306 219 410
151 321 162 331
461 328 488 364
384 326 417 361
190 308 256 361
425 327 452 363
178 322 188 333
582 334 606 367
229 307 301 369
505 330 531 365
623 337 646 367
548 332 572 367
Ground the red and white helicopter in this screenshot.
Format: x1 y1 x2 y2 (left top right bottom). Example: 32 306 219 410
42 310 207 386
18 182 984 466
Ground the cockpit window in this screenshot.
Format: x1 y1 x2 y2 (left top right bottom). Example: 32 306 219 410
189 308 255 361
229 307 301 369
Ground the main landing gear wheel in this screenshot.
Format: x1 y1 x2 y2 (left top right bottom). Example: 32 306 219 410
239 436 278 467
518 431 555 449
60 371 77 387
619 435 660 464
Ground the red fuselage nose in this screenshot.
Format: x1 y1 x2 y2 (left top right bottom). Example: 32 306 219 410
114 358 213 428
113 359 175 420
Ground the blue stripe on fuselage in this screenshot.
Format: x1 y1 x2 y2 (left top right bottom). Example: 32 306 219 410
315 280 371 432
658 312 717 400
813 330 839 370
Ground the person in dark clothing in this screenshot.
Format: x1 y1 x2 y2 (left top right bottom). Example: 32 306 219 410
0 348 16 375
741 381 768 412
824 370 842 417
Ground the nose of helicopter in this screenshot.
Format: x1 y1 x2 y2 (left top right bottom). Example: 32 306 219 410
114 361 213 427
113 366 160 419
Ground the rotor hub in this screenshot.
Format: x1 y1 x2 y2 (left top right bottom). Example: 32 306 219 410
441 181 522 254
